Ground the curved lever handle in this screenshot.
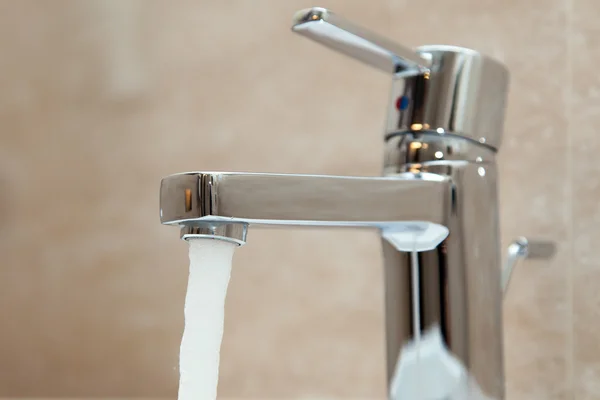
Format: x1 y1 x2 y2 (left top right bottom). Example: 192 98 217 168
502 237 556 296
292 7 429 75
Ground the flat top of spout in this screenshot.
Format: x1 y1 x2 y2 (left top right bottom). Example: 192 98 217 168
163 170 448 182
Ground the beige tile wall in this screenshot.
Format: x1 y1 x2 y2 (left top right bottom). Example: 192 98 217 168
0 0 586 398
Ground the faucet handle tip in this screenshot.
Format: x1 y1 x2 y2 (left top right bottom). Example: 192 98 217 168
292 7 328 27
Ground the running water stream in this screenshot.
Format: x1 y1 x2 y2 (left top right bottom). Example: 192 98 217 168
178 239 237 400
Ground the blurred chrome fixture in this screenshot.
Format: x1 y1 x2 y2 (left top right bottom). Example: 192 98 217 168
502 237 556 293
160 7 555 400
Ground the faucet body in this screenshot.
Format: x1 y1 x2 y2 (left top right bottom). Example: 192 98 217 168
160 7 513 399
290 11 510 396
382 133 504 397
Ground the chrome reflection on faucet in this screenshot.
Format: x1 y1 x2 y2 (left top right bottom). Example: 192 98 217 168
160 7 555 400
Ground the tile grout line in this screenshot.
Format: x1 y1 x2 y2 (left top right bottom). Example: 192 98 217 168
565 0 575 397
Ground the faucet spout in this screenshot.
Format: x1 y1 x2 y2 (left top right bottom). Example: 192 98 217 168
160 171 452 239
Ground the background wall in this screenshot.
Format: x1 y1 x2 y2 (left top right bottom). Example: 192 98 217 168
0 0 588 398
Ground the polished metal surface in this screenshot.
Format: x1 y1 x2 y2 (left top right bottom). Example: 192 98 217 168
180 223 248 246
383 132 496 173
388 45 510 149
292 7 429 74
502 237 557 294
160 171 451 229
160 7 524 400
382 156 505 398
292 7 510 150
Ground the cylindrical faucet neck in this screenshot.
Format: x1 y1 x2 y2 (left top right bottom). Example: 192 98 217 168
385 46 509 150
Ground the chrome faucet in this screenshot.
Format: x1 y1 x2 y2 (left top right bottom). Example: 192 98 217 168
160 7 554 399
